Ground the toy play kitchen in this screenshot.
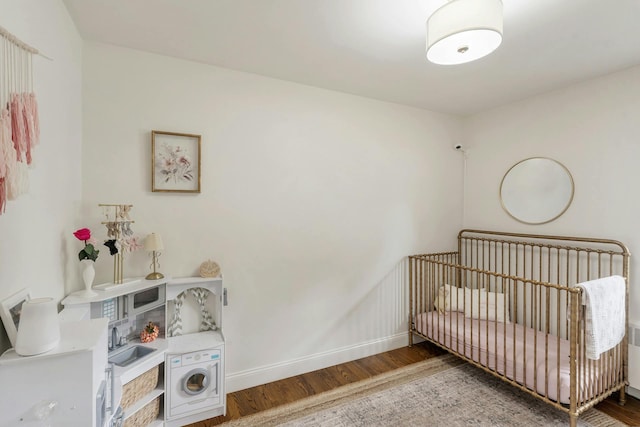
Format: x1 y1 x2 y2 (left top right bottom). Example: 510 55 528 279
0 276 226 427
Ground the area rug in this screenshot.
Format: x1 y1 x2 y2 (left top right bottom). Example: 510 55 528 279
223 354 624 426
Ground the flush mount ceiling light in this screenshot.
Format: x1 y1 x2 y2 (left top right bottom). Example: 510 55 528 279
426 0 503 65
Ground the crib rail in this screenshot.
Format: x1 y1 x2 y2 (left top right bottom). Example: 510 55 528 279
409 230 630 427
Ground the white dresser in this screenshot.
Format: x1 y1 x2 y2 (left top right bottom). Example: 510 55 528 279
0 318 110 427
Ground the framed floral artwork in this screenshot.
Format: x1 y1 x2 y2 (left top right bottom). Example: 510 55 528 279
151 130 201 193
0 288 31 347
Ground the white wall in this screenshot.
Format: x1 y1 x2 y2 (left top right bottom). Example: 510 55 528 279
462 64 640 386
0 0 83 352
82 42 463 390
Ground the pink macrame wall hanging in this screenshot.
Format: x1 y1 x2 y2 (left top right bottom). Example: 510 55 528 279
0 25 45 216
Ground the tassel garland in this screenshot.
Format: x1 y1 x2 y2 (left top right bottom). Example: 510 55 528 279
1 28 40 215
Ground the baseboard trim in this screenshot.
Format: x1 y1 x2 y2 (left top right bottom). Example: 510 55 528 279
226 333 409 393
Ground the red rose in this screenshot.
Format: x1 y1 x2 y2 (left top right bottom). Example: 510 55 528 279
73 228 91 241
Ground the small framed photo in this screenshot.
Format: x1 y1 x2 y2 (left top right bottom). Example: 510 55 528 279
0 288 31 347
151 130 201 193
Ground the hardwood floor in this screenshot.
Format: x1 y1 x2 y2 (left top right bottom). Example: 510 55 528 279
597 393 640 426
189 342 640 426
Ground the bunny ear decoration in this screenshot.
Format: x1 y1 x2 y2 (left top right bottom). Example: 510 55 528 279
104 239 119 255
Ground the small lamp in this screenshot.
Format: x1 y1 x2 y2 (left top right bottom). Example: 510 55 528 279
15 297 60 356
144 233 164 280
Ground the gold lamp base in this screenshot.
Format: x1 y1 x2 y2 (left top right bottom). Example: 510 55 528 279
146 249 164 280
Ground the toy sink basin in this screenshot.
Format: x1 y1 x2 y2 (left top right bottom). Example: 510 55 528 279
108 345 156 367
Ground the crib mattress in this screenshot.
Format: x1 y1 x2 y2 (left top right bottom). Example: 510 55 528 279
414 311 604 404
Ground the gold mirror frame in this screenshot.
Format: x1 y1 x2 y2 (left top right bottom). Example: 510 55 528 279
500 157 574 225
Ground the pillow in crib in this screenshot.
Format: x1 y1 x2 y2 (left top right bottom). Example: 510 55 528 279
464 290 511 323
433 284 482 313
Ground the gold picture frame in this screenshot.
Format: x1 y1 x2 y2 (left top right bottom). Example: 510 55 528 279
151 130 201 193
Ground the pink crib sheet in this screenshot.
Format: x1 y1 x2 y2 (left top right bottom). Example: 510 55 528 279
415 311 602 404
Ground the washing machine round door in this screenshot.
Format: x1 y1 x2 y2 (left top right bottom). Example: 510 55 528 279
182 368 209 396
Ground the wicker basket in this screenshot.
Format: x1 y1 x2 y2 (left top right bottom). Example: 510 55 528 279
123 397 160 427
121 366 159 410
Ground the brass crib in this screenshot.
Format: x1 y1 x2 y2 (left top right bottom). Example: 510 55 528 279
408 229 630 427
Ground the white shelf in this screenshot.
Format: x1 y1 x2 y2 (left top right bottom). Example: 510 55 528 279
93 278 141 291
167 330 224 353
168 276 222 286
62 277 169 305
166 276 222 300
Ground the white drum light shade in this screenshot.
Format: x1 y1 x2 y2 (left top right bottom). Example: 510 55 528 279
426 0 503 65
15 297 60 356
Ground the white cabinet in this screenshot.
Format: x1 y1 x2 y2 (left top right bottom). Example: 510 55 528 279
0 318 110 427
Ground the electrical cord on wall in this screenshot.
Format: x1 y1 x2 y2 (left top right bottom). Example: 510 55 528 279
454 144 468 226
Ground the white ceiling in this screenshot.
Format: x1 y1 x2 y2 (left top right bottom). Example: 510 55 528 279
62 0 640 116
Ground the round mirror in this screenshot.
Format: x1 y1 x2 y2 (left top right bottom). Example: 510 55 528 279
500 157 574 225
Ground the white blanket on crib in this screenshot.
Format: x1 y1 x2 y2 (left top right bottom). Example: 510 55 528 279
574 275 625 360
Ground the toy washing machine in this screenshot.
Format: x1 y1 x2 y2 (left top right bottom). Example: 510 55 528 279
166 344 224 420
165 278 226 425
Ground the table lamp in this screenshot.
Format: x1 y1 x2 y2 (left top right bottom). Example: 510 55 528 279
144 233 164 280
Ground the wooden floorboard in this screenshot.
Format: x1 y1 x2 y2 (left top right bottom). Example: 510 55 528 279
596 393 640 426
187 342 640 426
